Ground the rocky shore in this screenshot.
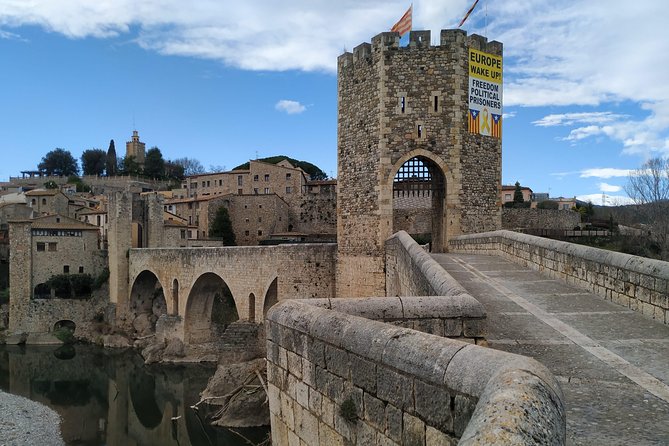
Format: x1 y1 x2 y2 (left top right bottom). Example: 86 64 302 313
0 390 64 446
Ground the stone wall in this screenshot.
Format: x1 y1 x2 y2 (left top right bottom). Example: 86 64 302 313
385 231 475 299
266 298 565 445
449 230 669 325
296 187 336 235
503 208 580 230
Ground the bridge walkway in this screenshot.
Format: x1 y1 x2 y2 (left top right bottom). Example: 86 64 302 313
432 253 669 446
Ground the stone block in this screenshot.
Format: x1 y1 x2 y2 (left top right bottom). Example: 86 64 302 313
288 430 300 446
294 402 319 446
287 351 303 379
377 366 413 411
319 421 344 446
350 354 377 393
308 388 323 413
453 394 477 437
322 395 336 428
307 338 326 368
325 344 350 379
385 403 403 443
268 383 281 415
303 360 316 387
280 393 295 430
463 318 486 338
355 421 377 446
270 413 289 446
403 412 426 446
443 319 463 337
425 426 456 446
295 380 310 409
364 392 387 431
415 379 453 432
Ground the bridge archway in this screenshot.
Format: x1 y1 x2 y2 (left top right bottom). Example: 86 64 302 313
248 293 256 322
390 151 448 252
263 277 278 318
129 270 167 337
185 273 239 344
171 279 179 315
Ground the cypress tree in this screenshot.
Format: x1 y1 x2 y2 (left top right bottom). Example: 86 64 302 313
106 139 117 176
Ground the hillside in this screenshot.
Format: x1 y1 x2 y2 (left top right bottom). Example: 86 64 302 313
232 156 327 180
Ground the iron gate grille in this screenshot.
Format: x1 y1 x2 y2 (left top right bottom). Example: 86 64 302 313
393 157 442 198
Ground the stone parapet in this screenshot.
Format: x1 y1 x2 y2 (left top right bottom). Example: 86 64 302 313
386 231 471 297
449 230 669 325
502 208 581 230
266 298 565 445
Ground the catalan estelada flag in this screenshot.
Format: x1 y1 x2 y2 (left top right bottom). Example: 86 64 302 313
469 109 480 134
491 113 502 138
391 5 412 36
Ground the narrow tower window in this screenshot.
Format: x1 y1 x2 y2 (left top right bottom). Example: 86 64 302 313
417 124 423 138
434 95 439 112
400 96 406 113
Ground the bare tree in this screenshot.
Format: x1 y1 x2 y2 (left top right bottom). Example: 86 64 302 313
625 157 669 259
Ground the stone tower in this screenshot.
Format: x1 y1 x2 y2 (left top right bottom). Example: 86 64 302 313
125 130 146 166
336 30 503 297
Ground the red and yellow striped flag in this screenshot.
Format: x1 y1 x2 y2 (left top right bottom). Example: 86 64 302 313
458 0 480 27
391 5 412 36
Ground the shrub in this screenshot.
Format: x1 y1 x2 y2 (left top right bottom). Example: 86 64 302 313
537 200 559 210
339 397 358 423
53 327 75 344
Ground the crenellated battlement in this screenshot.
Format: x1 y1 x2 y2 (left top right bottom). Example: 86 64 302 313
339 29 502 70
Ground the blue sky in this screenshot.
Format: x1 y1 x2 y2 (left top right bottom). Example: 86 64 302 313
1 0 668 205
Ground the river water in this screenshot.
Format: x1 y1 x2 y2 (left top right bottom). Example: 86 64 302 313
0 344 270 445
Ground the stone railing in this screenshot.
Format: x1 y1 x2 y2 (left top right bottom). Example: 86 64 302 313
385 231 472 298
449 230 669 325
266 298 565 445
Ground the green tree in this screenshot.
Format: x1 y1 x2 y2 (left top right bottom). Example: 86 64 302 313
43 180 59 189
232 156 328 180
106 139 118 176
209 206 236 246
38 148 79 176
143 147 165 179
513 181 525 204
119 155 141 176
81 149 107 176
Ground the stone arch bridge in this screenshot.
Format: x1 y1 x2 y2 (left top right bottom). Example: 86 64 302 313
126 244 336 343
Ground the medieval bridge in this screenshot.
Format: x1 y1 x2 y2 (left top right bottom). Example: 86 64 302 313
127 243 336 343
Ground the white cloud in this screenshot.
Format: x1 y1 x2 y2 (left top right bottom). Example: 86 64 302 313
502 111 516 119
533 112 625 128
275 100 306 115
580 168 631 179
598 182 621 193
576 193 634 206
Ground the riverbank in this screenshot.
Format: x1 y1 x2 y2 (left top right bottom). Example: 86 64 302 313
0 390 64 446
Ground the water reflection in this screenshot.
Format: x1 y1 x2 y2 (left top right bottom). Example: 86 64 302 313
0 345 269 446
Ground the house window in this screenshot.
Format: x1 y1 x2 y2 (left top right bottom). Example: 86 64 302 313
258 230 263 236
254 175 259 181
238 175 243 186
286 187 292 194
258 217 262 223
97 215 101 226
207 181 210 187
191 183 197 188
37 242 46 252
180 230 186 239
505 194 512 200
64 265 70 274
202 181 205 187
245 230 250 236
264 188 270 194
264 174 270 182
78 266 84 274
42 198 46 205
48 242 57 252
238 189 243 195
31 199 36 205
245 218 250 223
253 188 258 195
286 173 291 179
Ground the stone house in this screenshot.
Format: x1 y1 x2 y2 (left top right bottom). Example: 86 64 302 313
16 214 106 297
501 185 533 205
25 189 70 217
180 159 309 203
